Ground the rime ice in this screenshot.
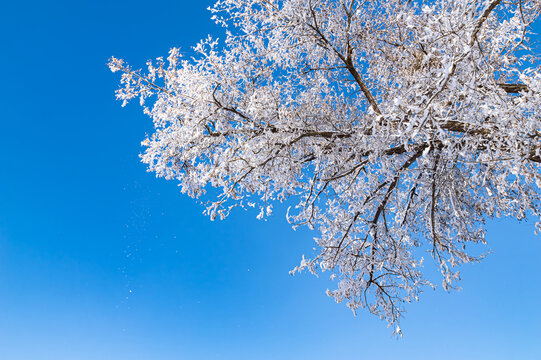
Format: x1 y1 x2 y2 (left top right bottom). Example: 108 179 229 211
110 0 541 329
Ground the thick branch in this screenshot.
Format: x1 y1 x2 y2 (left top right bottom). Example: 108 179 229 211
498 83 529 94
471 0 502 45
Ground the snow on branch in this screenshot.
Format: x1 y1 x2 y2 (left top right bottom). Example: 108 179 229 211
110 0 541 331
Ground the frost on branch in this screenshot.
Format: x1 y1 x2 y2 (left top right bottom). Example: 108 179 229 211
110 0 541 329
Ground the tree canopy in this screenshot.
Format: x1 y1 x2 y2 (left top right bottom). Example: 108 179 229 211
110 0 541 332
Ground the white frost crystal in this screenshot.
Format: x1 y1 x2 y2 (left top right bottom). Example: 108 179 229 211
110 0 541 328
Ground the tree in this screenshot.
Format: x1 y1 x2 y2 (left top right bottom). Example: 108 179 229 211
109 0 541 332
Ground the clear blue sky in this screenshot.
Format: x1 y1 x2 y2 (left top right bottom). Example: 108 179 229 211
0 1 540 359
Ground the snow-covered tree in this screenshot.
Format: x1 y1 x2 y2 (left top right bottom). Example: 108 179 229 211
109 0 541 331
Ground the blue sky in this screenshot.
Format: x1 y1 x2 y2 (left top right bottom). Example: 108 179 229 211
0 1 540 359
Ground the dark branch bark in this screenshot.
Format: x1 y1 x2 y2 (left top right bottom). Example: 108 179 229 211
498 83 529 94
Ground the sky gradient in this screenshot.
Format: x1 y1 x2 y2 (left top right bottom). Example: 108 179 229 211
1 1 540 359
